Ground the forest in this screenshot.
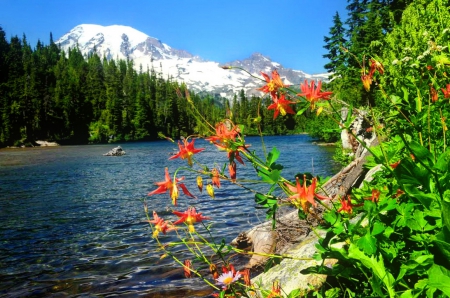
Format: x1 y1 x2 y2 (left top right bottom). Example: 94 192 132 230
0 0 417 148
0 29 319 148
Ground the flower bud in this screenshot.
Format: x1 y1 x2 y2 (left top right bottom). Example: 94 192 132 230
197 176 203 192
206 184 215 199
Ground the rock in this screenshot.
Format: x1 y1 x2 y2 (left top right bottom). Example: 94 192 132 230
36 140 60 146
103 146 126 156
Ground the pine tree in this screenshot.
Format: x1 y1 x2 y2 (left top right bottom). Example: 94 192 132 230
323 11 347 76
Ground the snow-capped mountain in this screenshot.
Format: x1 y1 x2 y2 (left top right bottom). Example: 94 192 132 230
56 24 330 97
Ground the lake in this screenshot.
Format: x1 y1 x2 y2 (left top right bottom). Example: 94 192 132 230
0 135 340 297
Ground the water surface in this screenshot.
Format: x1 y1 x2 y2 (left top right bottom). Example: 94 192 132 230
0 135 339 297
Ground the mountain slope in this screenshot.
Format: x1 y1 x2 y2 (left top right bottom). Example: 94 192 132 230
56 24 330 97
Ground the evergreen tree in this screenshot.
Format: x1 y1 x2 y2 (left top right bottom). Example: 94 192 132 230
323 11 347 76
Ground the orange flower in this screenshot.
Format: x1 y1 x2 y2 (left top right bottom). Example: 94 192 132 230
258 70 286 96
337 195 362 214
173 206 210 232
441 83 450 99
228 161 237 182
370 58 384 75
148 211 174 237
240 268 251 286
284 175 330 213
297 80 333 110
361 74 373 92
431 86 438 102
183 260 193 278
205 122 240 146
148 167 196 205
365 189 381 203
169 138 205 166
390 160 401 169
211 168 221 188
267 93 296 119
210 264 220 280
267 281 282 298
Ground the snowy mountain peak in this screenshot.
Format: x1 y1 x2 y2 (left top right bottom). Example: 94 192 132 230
56 24 330 97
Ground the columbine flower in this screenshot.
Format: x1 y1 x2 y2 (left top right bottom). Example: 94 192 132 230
148 211 174 237
441 84 450 98
390 160 401 169
361 74 372 92
267 94 296 119
297 80 333 110
370 58 384 75
169 138 205 166
173 206 210 232
337 196 362 214
216 266 241 290
284 175 330 213
205 121 240 146
228 161 237 182
210 264 220 279
258 69 286 96
267 281 282 298
365 189 381 203
183 260 193 278
148 167 195 205
211 168 221 188
431 86 438 102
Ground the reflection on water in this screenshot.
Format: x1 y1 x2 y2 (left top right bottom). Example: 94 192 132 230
0 136 340 297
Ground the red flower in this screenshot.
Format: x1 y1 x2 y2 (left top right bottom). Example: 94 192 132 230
431 86 438 102
228 161 237 182
267 94 296 119
173 206 210 232
148 211 174 237
337 196 362 214
205 122 240 145
148 167 195 205
365 189 381 203
284 175 330 213
441 84 450 99
210 263 220 280
183 260 193 278
169 138 205 166
297 80 333 110
370 58 384 75
211 168 221 188
267 281 282 298
258 70 286 96
390 160 401 169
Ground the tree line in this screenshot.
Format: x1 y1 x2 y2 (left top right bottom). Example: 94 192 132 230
0 28 315 148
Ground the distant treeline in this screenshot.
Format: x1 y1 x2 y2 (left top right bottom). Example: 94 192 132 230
0 28 326 148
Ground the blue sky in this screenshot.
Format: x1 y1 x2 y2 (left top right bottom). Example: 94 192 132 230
0 0 348 74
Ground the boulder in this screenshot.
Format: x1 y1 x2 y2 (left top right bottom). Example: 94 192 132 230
103 146 126 156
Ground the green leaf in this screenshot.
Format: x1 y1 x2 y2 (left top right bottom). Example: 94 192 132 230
428 264 450 296
287 289 302 298
403 185 435 210
433 149 450 172
255 193 277 208
408 141 433 165
267 146 280 166
433 226 450 269
372 221 385 236
357 233 377 255
348 244 395 297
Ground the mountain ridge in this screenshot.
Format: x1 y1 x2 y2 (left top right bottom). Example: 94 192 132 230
56 24 330 97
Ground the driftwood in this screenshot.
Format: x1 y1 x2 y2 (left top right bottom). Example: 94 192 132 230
231 134 379 269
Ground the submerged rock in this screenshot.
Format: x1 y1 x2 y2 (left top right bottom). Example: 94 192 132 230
103 146 126 156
